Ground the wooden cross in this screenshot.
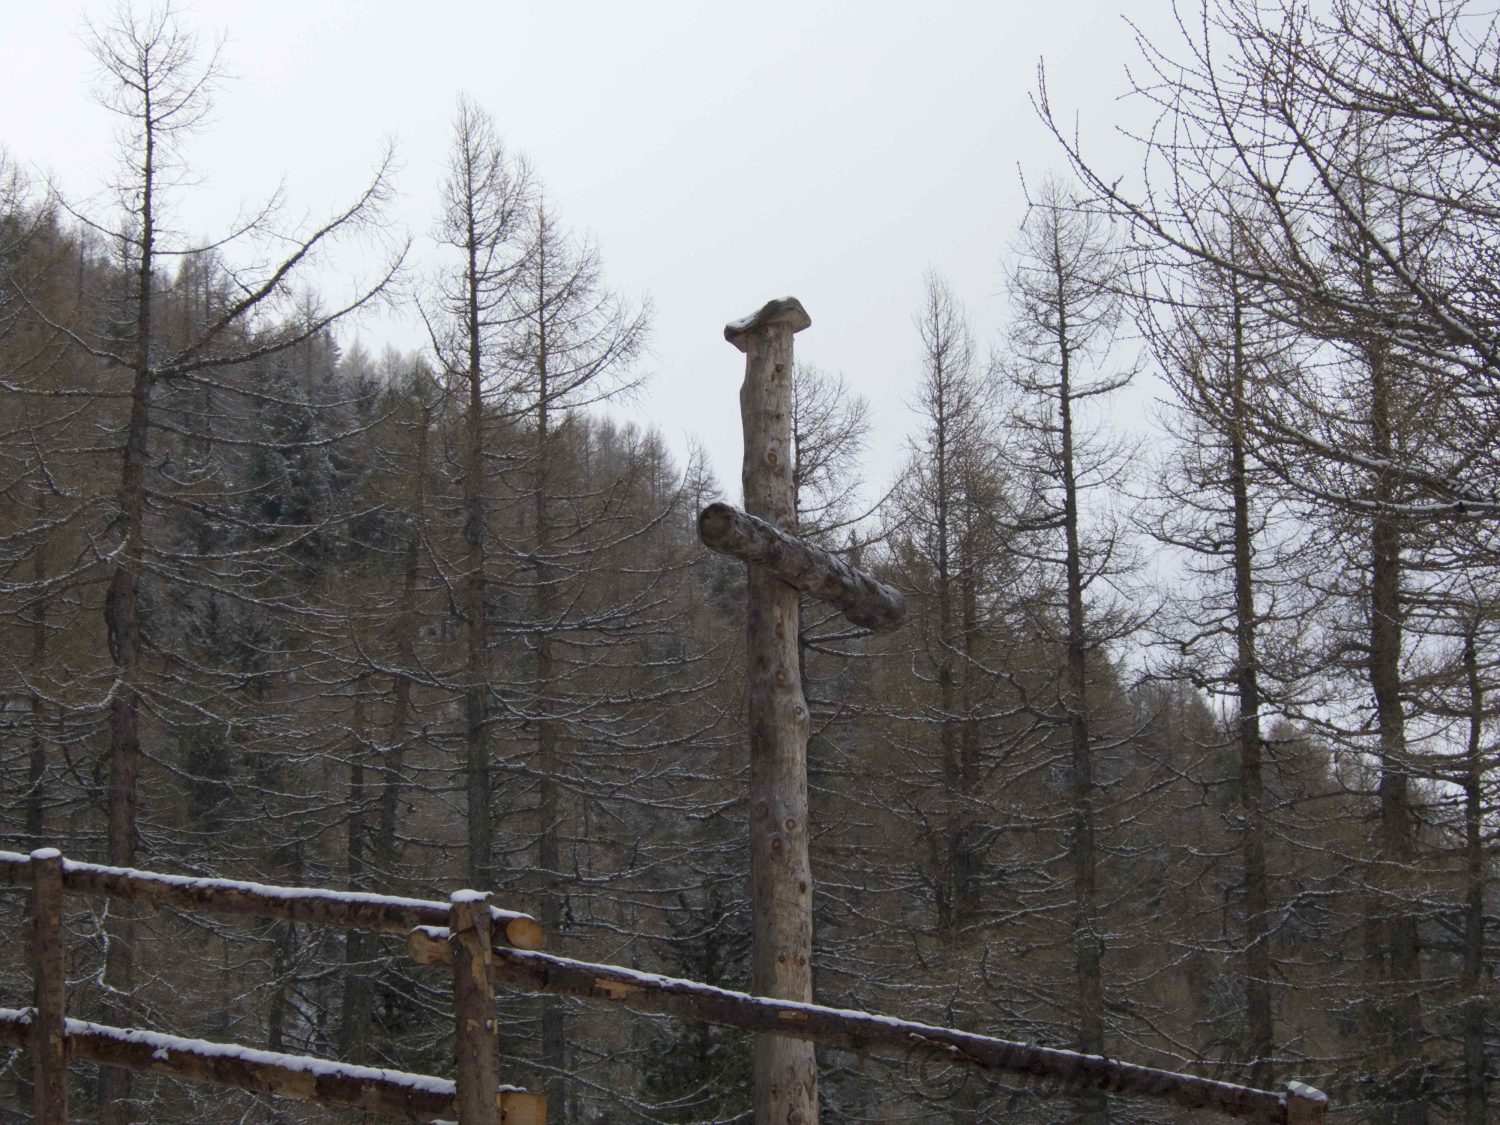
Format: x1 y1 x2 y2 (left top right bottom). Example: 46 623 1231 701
700 297 905 1124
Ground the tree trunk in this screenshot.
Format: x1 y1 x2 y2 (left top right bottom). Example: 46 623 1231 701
375 400 430 887
935 368 961 938
956 486 981 925
532 243 568 1117
463 187 492 891
99 98 157 1124
267 920 296 1053
1459 626 1488 1125
1366 347 1426 1125
1228 282 1275 1086
730 299 818 1124
1057 301 1106 1125
340 684 373 1062
25 485 49 849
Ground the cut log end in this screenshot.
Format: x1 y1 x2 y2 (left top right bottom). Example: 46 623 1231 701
724 297 811 352
504 915 546 951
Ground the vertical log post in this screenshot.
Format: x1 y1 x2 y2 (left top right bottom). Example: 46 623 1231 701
450 891 499 1125
31 847 68 1125
1285 1082 1328 1124
726 297 818 1124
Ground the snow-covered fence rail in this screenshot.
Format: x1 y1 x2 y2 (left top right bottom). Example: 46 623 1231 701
0 1007 540 1120
5 848 1330 1123
2 848 545 1124
409 927 1329 1123
0 847 545 949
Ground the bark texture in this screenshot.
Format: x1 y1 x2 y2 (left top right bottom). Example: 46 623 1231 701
451 893 501 1125
29 850 67 1125
731 298 818 1123
1054 279 1106 1125
1228 280 1275 1086
697 502 905 633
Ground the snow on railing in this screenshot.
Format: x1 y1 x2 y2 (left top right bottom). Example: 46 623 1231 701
0 848 544 949
3 848 544 1124
409 926 1330 1122
4 848 1329 1123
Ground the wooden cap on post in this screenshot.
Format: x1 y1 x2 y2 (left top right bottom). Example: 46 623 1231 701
724 297 811 352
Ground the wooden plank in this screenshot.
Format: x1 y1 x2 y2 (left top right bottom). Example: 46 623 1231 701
450 892 500 1125
409 930 1294 1122
0 850 544 950
30 848 68 1124
697 502 905 632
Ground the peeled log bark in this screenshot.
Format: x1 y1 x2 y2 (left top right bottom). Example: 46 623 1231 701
730 296 818 1123
407 930 1309 1122
698 503 905 633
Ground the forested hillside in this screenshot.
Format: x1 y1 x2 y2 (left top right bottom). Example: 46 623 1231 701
2 2 1497 1123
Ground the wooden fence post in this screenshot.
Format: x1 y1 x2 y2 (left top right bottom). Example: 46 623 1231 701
726 298 819 1124
1285 1081 1328 1123
31 847 68 1125
450 891 499 1125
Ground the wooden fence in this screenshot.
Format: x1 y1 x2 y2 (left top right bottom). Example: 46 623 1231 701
2 848 1329 1123
0 848 545 1124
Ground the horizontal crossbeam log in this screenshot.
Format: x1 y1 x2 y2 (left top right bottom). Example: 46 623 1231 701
0 1008 544 1123
697 502 905 633
408 928 1303 1122
0 850 544 950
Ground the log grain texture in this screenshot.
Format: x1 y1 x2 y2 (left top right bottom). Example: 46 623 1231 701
730 296 819 1123
697 502 905 633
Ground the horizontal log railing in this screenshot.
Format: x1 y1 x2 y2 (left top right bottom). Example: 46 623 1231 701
0 1008 541 1122
698 501 906 633
408 927 1327 1123
2 848 545 1125
0 848 545 950
3 849 1328 1124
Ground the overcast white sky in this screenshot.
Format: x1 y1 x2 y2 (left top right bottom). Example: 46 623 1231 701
0 1 1173 502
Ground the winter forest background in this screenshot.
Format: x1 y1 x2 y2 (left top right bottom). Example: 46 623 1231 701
2 1 1499 1122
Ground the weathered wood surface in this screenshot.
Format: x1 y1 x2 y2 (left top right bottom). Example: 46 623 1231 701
450 892 501 1125
730 296 819 1123
1284 1082 1328 1124
724 297 812 351
0 1008 543 1124
30 849 68 1124
698 502 906 633
0 850 544 950
408 930 1310 1122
